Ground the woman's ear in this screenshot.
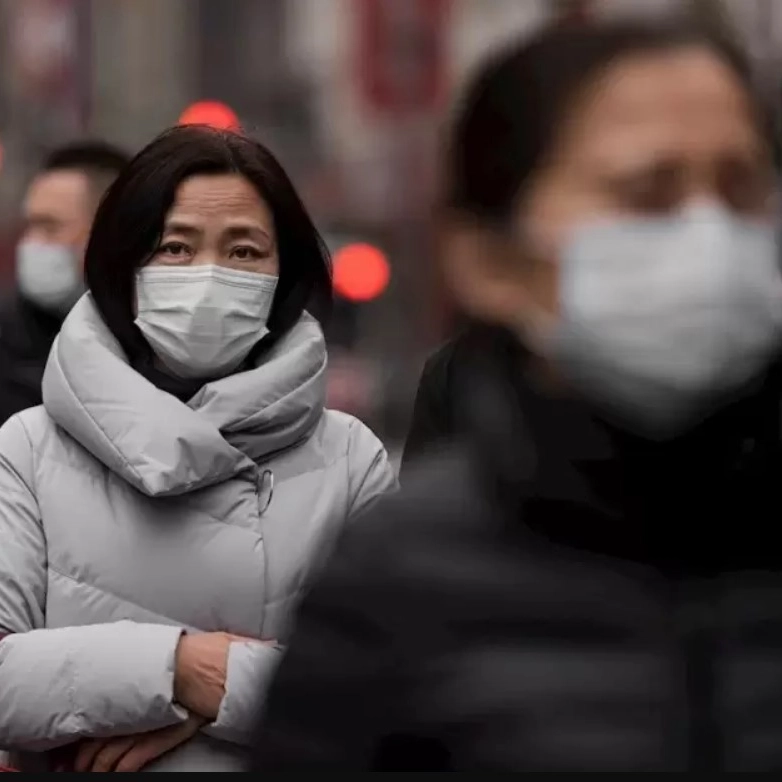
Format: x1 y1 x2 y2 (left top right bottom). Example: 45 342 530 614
439 215 534 329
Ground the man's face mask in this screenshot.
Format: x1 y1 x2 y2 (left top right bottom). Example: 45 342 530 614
529 205 782 438
16 240 84 315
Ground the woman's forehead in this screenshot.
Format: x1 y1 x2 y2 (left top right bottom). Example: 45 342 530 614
552 47 766 170
165 174 274 232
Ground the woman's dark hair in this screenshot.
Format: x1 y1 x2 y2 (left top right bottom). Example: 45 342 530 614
446 20 768 226
84 125 331 362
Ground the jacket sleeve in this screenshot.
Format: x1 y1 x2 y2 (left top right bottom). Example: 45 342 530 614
0 415 187 752
346 418 397 519
202 641 283 746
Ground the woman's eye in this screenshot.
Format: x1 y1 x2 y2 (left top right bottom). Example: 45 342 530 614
231 246 262 261
717 162 774 214
611 168 682 214
158 242 189 256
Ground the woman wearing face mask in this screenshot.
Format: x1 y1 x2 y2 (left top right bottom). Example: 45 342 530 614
0 125 395 772
251 21 782 772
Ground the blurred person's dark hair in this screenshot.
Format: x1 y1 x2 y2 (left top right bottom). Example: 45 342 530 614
444 20 771 227
42 140 130 204
84 125 332 364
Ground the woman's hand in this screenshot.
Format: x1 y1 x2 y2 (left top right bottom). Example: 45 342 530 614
73 713 206 772
173 631 263 720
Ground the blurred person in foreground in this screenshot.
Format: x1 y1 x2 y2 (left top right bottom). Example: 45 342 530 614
251 20 782 772
0 141 129 425
0 125 394 772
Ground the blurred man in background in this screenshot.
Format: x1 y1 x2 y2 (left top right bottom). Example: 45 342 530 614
0 142 129 424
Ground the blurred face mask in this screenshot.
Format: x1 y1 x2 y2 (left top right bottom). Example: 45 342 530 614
16 240 84 314
531 205 782 438
135 265 278 379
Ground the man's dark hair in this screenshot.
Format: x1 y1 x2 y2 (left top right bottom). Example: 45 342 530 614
42 140 130 202
84 125 332 364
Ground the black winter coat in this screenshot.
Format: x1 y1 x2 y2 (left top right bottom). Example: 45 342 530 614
252 329 782 772
401 327 488 477
0 294 62 426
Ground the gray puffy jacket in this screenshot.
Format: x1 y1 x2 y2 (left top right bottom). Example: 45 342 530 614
0 295 395 771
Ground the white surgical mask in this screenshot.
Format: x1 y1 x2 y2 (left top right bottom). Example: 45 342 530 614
135 264 278 379
16 240 83 314
537 205 782 438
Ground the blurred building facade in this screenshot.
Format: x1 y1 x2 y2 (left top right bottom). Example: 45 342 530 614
0 0 779 439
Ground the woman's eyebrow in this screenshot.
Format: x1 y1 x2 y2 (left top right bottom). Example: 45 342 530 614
162 219 200 236
224 224 275 246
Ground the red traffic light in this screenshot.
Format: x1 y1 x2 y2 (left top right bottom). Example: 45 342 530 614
178 101 240 131
333 243 390 302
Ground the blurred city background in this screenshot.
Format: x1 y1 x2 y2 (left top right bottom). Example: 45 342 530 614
0 0 780 455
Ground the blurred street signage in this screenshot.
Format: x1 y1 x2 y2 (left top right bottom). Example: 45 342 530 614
11 0 77 98
7 0 89 133
355 0 451 114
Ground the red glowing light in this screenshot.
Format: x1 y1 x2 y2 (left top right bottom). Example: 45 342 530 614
333 243 391 302
178 101 240 131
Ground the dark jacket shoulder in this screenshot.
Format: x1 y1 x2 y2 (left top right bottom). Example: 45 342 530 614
0 293 61 425
401 326 495 473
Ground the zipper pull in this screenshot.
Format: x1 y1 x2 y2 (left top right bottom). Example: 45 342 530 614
256 469 274 515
